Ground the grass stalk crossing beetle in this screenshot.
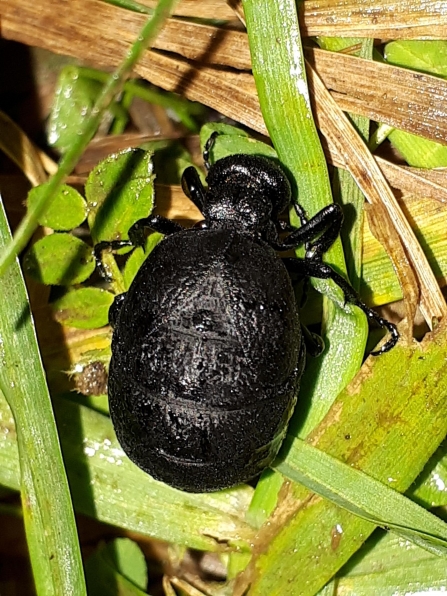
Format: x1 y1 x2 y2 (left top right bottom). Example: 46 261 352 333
97 134 399 492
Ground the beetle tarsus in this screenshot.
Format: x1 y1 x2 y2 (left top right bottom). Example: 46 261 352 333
203 130 219 171
129 215 184 240
181 166 206 211
94 239 133 280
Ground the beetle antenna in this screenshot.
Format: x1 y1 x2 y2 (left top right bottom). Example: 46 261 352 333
203 131 219 171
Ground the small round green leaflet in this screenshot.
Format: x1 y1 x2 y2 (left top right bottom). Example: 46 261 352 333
52 287 114 329
48 66 103 154
24 233 95 286
27 184 87 231
86 148 155 244
200 123 277 163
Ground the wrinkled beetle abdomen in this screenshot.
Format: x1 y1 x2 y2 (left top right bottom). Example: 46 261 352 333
108 229 304 492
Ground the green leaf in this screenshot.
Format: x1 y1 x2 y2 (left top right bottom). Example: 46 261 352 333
200 122 250 148
150 141 197 185
106 538 147 590
200 123 276 164
27 183 87 231
241 0 368 441
0 198 86 594
246 469 284 529
85 538 148 596
48 66 103 154
107 538 147 590
317 37 363 54
23 233 95 285
384 41 447 78
86 148 155 244
52 287 114 328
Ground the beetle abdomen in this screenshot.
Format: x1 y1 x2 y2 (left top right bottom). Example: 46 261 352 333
109 369 302 491
108 229 304 491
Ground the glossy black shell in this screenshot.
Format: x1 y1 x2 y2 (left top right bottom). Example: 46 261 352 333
108 228 304 492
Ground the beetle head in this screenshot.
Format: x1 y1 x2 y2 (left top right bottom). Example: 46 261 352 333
203 154 291 232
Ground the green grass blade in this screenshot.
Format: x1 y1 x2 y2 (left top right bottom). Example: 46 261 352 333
277 438 447 557
242 0 368 441
0 201 86 595
317 37 374 292
335 531 447 595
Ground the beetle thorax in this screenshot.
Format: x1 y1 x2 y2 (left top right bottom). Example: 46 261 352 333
204 154 292 233
205 184 272 232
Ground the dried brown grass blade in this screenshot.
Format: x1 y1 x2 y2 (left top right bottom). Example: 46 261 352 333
298 0 447 39
307 48 447 145
154 19 250 71
375 161 447 204
136 0 236 20
307 64 447 326
226 0 246 25
404 167 447 189
326 152 447 204
4 1 447 146
104 0 447 38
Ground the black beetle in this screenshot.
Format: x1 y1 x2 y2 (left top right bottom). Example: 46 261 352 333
98 135 398 492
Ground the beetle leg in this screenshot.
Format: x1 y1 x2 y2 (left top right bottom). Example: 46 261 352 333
181 166 206 212
301 324 325 357
94 239 133 279
277 220 294 233
292 202 309 227
128 215 184 244
283 257 399 355
275 204 343 257
203 131 219 171
94 216 183 280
